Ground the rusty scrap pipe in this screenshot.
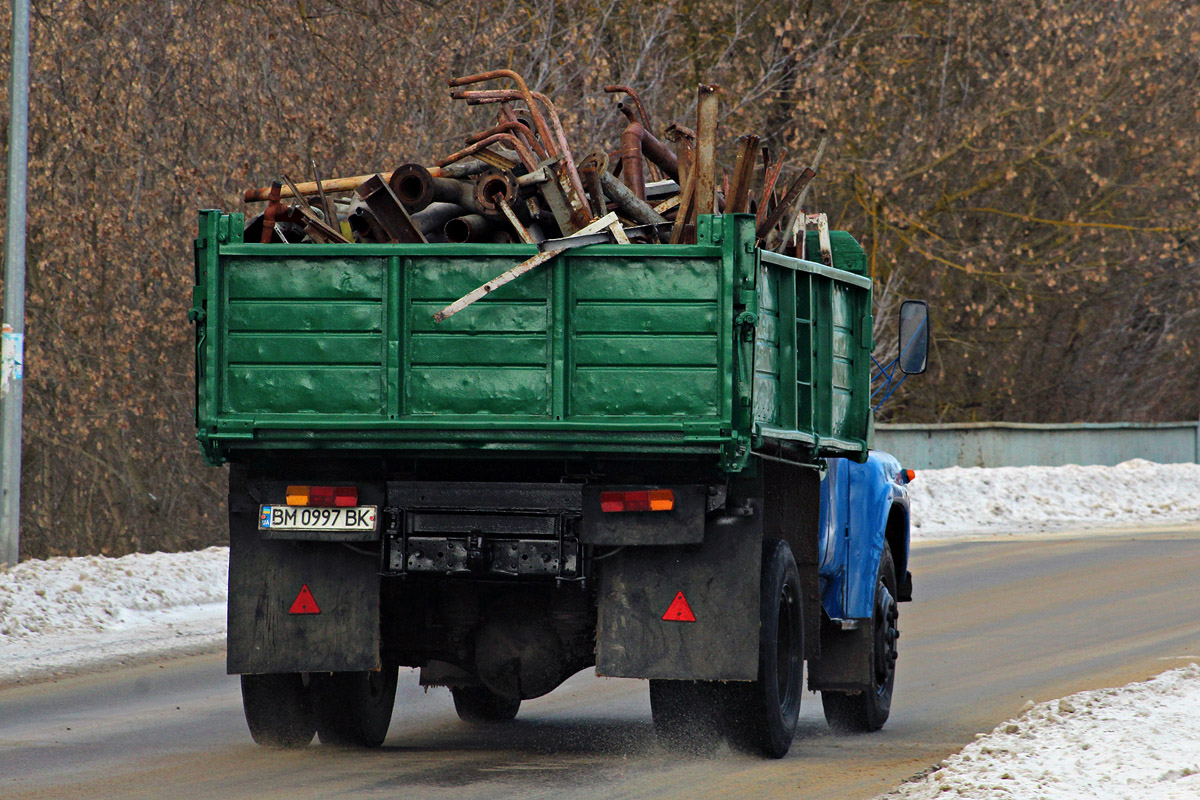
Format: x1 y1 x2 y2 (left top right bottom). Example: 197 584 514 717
448 71 559 159
410 202 467 237
599 171 667 228
605 85 653 132
444 214 495 243
466 120 548 161
242 162 492 204
389 163 492 215
437 133 538 172
451 88 590 223
616 109 679 181
620 122 648 201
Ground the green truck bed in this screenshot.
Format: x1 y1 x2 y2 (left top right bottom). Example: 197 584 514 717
192 211 873 470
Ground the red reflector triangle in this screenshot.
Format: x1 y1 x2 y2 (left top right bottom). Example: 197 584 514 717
289 584 321 615
662 591 696 622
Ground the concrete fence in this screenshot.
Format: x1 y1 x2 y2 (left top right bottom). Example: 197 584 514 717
873 421 1200 470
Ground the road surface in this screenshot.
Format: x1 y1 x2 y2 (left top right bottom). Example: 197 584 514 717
3 528 1199 800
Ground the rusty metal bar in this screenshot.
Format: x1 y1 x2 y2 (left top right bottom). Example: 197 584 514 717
694 85 720 218
498 197 538 244
755 167 816 241
261 181 282 243
726 134 760 214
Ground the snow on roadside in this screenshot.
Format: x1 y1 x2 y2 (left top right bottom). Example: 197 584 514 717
4 460 1200 684
909 459 1200 540
0 547 228 684
881 663 1200 800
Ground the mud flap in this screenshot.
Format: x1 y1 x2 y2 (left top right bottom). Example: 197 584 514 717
595 501 762 681
227 508 381 675
807 615 872 691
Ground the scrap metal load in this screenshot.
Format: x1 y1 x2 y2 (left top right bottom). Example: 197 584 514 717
242 69 825 320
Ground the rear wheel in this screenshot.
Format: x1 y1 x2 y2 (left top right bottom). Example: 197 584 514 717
451 686 521 722
241 673 315 749
650 539 804 758
822 544 898 733
313 663 400 747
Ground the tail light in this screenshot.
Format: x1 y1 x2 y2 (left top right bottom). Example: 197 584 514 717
600 489 675 512
285 485 359 507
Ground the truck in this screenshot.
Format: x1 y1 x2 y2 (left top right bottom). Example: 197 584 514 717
191 209 928 758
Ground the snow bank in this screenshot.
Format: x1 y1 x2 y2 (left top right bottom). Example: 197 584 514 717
909 459 1200 540
883 663 1200 800
0 547 228 684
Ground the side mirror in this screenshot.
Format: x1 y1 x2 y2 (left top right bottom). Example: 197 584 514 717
898 300 929 375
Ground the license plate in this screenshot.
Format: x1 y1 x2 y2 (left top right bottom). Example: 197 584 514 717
258 505 378 532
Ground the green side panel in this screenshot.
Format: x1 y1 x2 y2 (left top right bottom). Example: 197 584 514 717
410 334 548 366
567 251 723 418
227 334 382 365
573 368 720 416
754 260 781 426
228 302 383 332
221 256 387 417
405 254 552 417
756 243 873 458
573 336 717 366
227 367 383 414
407 367 549 415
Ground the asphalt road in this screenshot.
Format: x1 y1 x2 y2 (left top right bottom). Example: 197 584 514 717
3 528 1199 800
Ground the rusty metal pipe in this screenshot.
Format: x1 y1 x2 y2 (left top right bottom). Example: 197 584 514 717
437 133 538 172
390 163 492 215
444 214 495 243
618 109 679 181
242 162 492 204
410 202 467 237
620 122 647 201
604 85 653 133
473 169 519 215
466 120 548 161
448 71 559 159
599 171 667 228
451 88 590 224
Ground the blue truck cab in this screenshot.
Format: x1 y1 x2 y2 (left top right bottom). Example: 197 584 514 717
809 301 927 730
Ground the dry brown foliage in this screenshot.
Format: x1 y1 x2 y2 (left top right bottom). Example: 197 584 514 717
0 0 1196 557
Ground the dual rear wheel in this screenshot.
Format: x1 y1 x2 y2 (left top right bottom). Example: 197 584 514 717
241 663 400 749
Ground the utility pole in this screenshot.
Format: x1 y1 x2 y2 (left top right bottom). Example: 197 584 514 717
2 0 31 567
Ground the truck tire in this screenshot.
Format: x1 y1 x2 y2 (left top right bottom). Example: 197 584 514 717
313 664 400 747
650 539 804 758
730 537 804 757
821 544 898 733
240 673 316 749
451 686 521 723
